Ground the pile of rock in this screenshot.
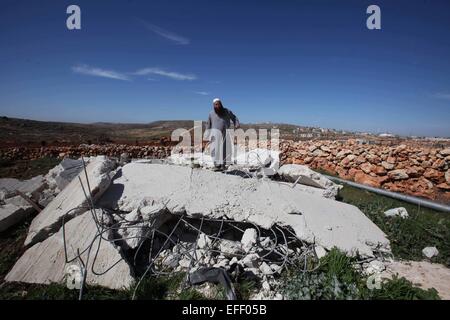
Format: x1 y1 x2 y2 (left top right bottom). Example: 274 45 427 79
281 139 450 201
0 144 171 162
155 227 288 300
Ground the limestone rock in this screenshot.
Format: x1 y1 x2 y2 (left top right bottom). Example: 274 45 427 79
422 246 439 259
241 228 258 252
360 163 373 174
388 169 409 180
381 161 395 170
314 245 327 259
383 207 409 219
241 253 260 268
354 171 382 188
364 260 386 275
198 233 212 249
259 262 273 275
219 240 244 257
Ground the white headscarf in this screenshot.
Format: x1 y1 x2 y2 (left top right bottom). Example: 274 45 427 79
213 98 221 103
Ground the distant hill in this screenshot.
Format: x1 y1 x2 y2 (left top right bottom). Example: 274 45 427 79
0 116 312 147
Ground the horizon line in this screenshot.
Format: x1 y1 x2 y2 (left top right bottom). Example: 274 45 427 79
1 114 449 139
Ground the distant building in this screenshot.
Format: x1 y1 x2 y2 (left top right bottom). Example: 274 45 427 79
379 133 395 137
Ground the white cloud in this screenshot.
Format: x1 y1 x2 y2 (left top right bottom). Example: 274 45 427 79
72 64 130 81
134 67 197 81
433 92 450 101
141 21 190 45
194 91 210 96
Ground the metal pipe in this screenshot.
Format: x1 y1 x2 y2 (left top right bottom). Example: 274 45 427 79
324 175 450 213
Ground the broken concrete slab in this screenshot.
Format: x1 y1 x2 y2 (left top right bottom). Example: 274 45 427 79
45 158 84 193
278 164 333 188
0 175 45 201
5 210 134 290
24 156 116 246
169 152 215 168
278 164 342 198
4 195 34 208
37 189 55 207
0 178 21 198
0 189 6 202
233 148 280 170
19 175 46 199
168 148 280 170
0 203 35 232
117 208 148 250
116 198 171 250
99 163 390 257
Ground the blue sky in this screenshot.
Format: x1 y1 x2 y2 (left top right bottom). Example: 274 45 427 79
0 0 449 137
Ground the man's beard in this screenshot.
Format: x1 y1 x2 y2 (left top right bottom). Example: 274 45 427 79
214 106 225 116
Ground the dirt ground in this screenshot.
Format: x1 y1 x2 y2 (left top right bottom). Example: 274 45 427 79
383 260 450 300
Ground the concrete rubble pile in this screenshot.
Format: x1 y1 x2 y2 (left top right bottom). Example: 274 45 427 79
169 149 340 199
4 150 393 299
0 175 44 232
152 219 292 300
98 162 390 257
168 148 280 171
0 157 102 233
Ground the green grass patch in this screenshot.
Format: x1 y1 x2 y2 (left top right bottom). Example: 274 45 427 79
338 185 450 267
370 276 440 300
233 279 258 300
0 273 207 300
0 282 130 300
280 248 440 300
131 273 198 300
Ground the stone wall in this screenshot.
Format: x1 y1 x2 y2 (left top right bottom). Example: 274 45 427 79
280 139 450 202
0 144 171 161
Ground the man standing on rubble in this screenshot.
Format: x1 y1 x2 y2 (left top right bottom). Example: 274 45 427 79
206 98 240 171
